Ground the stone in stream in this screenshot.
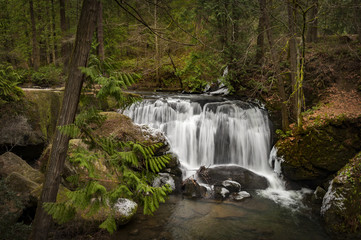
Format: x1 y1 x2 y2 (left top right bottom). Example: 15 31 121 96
231 191 251 201
197 165 269 190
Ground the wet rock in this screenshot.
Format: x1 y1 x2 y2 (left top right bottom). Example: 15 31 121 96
153 173 176 191
222 180 241 193
231 191 251 201
321 153 361 239
182 178 204 198
276 117 361 187
311 186 326 204
197 165 268 190
214 186 230 200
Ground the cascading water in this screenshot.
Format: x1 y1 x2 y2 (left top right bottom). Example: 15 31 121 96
126 97 270 172
124 94 310 209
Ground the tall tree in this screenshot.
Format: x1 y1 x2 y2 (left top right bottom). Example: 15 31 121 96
29 0 40 70
306 0 318 42
256 0 266 64
29 0 98 239
97 0 105 61
287 0 298 120
264 0 289 130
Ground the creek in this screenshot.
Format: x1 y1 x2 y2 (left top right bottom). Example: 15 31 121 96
121 93 330 239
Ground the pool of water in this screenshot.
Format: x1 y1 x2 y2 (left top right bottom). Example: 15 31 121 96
113 194 330 240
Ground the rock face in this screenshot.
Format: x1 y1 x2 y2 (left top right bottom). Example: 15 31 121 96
113 198 138 225
321 153 361 239
276 118 361 187
0 89 62 162
0 152 44 224
197 165 269 190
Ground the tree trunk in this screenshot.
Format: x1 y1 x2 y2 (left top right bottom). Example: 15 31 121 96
306 0 318 42
97 0 105 61
264 1 289 130
287 0 298 120
256 0 266 64
154 0 160 87
29 0 40 70
51 0 57 64
29 0 98 239
59 0 71 72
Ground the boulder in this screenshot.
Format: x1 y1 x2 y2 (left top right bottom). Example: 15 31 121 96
153 173 176 191
276 117 361 187
182 178 205 198
221 180 241 193
311 186 327 204
0 152 44 184
197 165 269 190
113 198 138 225
0 89 63 162
230 191 251 201
214 186 230 200
321 153 361 239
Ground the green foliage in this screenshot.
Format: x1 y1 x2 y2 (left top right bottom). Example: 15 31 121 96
176 52 220 92
276 129 292 139
81 54 142 111
31 65 63 87
45 56 171 233
0 63 24 103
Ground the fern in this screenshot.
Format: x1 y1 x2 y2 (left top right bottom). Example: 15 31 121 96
99 215 116 234
43 55 172 234
42 203 76 224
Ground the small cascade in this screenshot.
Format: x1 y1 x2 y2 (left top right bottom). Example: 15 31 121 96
125 98 271 173
125 95 310 209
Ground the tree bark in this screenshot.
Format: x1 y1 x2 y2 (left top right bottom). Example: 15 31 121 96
264 1 289 130
154 0 160 87
29 0 98 239
306 0 318 42
51 0 57 64
287 0 298 120
97 0 105 61
59 0 71 71
29 0 40 70
256 0 266 64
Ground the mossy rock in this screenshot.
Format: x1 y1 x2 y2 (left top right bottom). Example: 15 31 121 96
321 152 361 239
276 118 361 185
0 89 63 161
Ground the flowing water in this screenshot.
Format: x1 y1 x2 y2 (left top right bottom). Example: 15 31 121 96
122 93 329 239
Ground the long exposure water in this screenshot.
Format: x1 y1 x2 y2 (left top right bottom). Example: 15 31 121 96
121 93 330 239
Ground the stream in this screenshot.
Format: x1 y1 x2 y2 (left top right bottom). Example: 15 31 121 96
120 93 330 240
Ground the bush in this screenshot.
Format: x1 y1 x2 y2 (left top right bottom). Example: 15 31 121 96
0 63 24 103
31 65 63 87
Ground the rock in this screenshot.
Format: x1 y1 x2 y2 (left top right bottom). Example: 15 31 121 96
153 173 176 191
0 152 44 184
0 89 63 162
221 180 241 193
182 178 204 198
321 153 361 239
129 229 139 236
311 186 326 204
197 165 269 190
113 198 138 225
231 191 251 201
214 186 230 200
276 118 361 187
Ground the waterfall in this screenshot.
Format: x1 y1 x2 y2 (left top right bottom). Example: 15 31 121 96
125 97 271 173
124 95 311 209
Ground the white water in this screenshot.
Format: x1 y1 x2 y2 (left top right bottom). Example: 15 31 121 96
124 96 309 209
